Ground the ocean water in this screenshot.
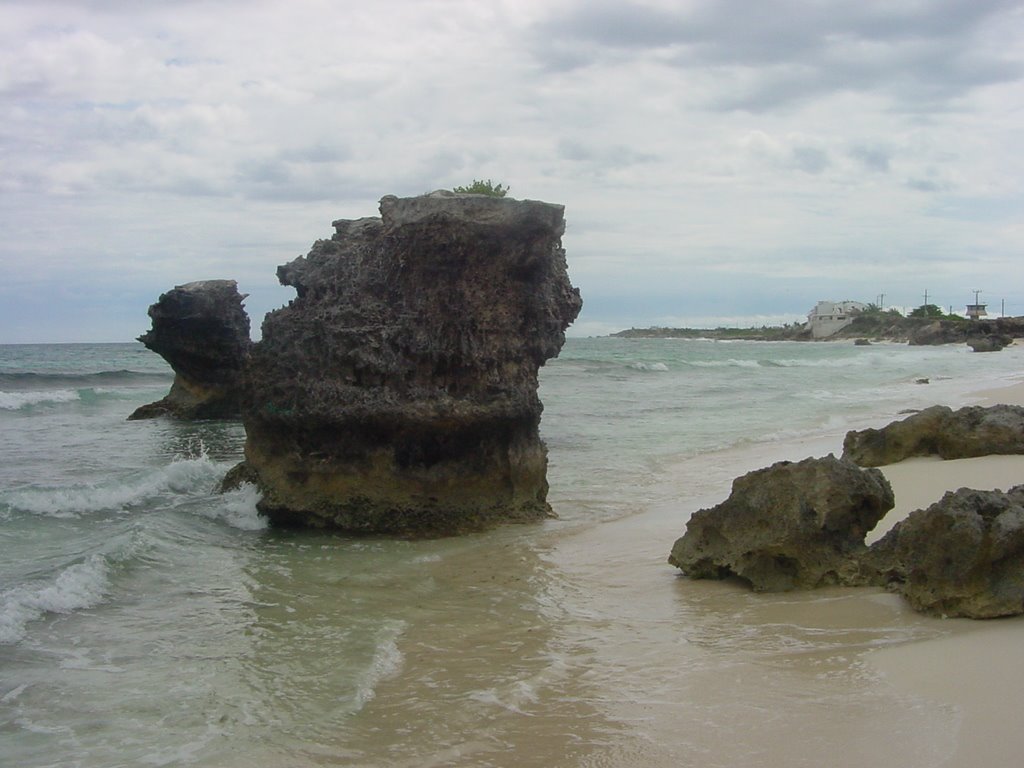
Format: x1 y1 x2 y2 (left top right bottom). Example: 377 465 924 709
2 338 1023 767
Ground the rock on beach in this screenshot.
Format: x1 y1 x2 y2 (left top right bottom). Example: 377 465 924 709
866 486 1024 618
672 405 1024 619
668 455 894 591
842 404 1024 467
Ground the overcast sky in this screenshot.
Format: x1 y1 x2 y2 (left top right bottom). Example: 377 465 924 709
2 0 1022 342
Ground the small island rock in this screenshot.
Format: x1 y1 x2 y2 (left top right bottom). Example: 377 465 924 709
129 280 251 420
967 334 1012 352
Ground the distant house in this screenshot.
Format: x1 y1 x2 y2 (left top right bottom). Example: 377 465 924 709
966 303 988 320
806 300 868 339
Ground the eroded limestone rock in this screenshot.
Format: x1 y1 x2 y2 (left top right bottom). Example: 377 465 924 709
239 191 581 534
130 280 251 420
842 404 1024 467
967 334 1012 352
866 486 1024 618
668 455 894 591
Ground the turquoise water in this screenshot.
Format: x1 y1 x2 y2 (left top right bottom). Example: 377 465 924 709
1 338 1022 766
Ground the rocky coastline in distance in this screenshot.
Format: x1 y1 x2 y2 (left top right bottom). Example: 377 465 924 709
613 312 1024 347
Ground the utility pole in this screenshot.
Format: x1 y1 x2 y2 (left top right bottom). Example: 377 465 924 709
923 289 929 308
877 293 885 310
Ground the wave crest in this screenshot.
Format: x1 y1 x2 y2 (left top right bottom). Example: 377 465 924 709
0 389 82 410
0 554 112 645
628 362 669 372
2 454 226 518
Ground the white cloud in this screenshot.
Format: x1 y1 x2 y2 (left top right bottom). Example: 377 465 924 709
0 0 1022 342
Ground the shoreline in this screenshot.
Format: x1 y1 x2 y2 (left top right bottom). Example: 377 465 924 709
545 365 1024 766
864 379 1024 768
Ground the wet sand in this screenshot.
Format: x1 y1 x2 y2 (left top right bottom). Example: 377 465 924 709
546 381 1024 767
865 380 1024 768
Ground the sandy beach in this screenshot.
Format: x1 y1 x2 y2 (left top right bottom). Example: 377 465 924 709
865 380 1024 768
547 378 1024 767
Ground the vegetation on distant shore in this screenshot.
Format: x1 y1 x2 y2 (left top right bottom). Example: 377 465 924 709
612 305 1024 345
908 303 950 318
612 324 810 341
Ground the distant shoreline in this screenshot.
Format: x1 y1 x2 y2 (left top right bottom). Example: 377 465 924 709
611 313 1024 344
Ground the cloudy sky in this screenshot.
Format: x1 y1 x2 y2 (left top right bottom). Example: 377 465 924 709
2 0 1022 342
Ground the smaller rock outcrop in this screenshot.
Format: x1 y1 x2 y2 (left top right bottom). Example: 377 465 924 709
668 456 894 591
130 280 251 420
907 320 955 346
866 486 1024 618
967 334 1012 352
842 404 1024 467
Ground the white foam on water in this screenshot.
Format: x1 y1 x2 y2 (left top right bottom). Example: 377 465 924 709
4 453 225 517
467 679 540 715
628 361 670 372
0 683 29 704
353 620 407 710
0 389 80 410
0 554 112 645
201 482 268 531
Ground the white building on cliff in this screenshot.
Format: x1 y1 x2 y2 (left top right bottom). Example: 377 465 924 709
806 300 868 339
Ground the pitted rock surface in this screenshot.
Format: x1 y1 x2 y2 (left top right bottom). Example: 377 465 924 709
668 455 894 591
130 279 251 420
241 192 582 534
842 404 1024 467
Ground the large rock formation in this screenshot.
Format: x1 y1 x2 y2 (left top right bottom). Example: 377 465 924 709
866 486 1024 618
842 404 1024 467
130 280 251 420
238 191 581 535
668 456 894 591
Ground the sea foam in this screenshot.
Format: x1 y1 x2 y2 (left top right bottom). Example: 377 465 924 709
629 362 669 372
0 389 81 410
201 482 268 531
3 454 227 518
0 554 112 645
353 620 407 710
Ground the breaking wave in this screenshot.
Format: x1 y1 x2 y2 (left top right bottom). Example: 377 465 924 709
0 555 112 645
0 389 83 410
0 370 171 388
201 482 267 531
628 361 669 372
0 524 150 646
2 453 227 518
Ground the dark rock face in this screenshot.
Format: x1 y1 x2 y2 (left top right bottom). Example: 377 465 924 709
907 320 953 346
842 405 1024 467
908 319 1024 346
130 280 251 420
241 192 582 535
668 456 894 591
967 334 1012 352
866 487 1024 618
